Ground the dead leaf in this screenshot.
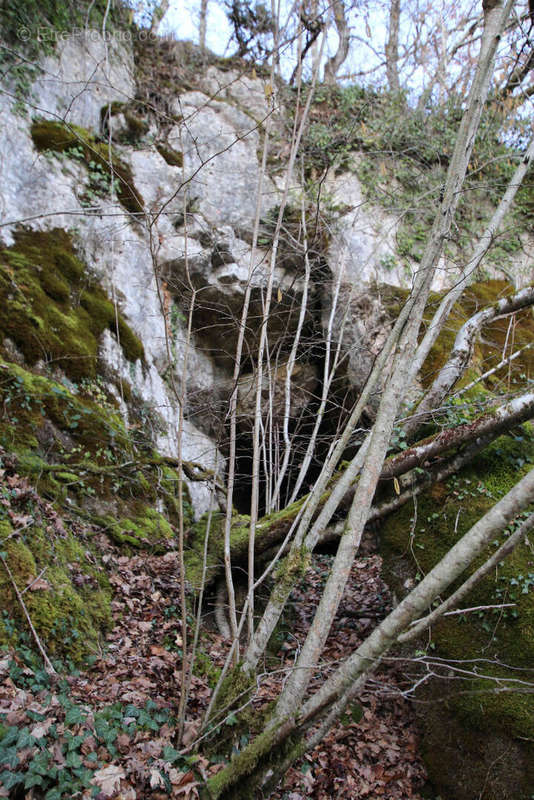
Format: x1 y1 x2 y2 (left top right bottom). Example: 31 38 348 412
91 764 125 797
29 577 51 592
30 717 53 738
116 732 130 753
150 769 166 789
81 736 97 755
181 720 200 748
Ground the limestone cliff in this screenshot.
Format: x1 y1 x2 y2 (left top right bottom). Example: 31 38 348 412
1 21 534 800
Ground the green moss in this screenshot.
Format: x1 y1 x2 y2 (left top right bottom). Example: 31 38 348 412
31 120 91 152
0 518 111 663
0 357 194 568
79 286 144 363
185 512 225 589
115 316 145 363
0 229 145 380
156 143 184 167
381 429 534 747
207 718 304 800
422 281 534 389
192 649 222 688
95 506 175 550
31 120 144 215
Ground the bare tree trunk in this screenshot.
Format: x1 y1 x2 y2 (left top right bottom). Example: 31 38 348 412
407 132 534 396
207 467 534 798
323 0 351 84
199 0 209 51
150 0 170 34
385 0 401 92
407 286 534 436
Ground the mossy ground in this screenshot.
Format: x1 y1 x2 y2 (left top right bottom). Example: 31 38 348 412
0 505 111 664
0 356 193 527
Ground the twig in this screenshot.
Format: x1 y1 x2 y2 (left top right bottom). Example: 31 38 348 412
442 603 516 617
20 567 48 595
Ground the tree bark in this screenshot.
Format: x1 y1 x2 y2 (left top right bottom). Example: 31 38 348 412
150 0 169 34
385 0 401 92
323 0 351 84
199 0 208 51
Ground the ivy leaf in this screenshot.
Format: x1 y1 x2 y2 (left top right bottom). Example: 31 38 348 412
162 745 182 764
0 746 19 768
65 706 87 726
24 772 45 789
0 770 24 790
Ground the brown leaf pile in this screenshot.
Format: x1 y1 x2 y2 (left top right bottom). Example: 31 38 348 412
0 459 428 799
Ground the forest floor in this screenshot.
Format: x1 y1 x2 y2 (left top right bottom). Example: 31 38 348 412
0 467 429 799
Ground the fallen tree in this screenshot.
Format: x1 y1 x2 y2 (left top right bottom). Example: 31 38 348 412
185 390 534 585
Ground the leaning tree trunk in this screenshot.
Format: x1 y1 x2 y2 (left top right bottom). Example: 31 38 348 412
205 467 534 799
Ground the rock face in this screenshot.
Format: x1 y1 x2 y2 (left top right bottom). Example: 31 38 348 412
32 31 135 131
1 29 532 523
1 29 531 521
325 166 410 290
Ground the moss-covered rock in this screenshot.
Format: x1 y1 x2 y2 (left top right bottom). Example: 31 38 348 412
0 229 144 380
156 143 184 167
380 279 534 393
31 119 144 214
0 352 195 661
380 430 534 799
94 506 175 550
0 355 193 538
